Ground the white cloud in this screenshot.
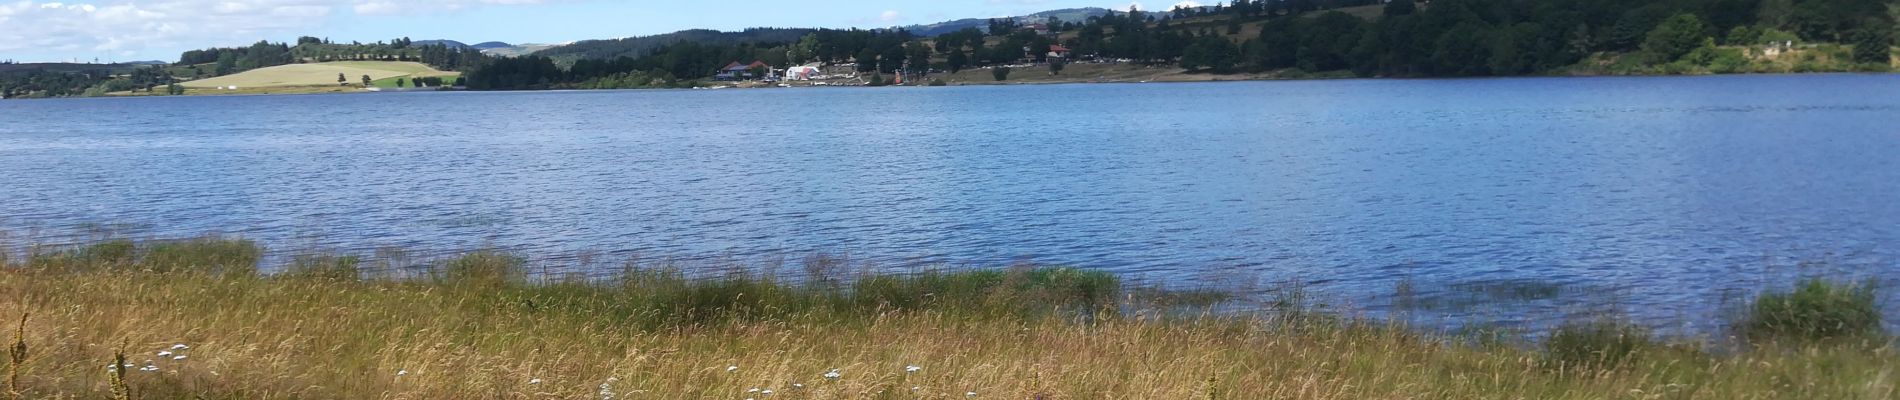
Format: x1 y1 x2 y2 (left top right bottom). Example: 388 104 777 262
877 10 900 22
352 0 546 15
0 0 551 61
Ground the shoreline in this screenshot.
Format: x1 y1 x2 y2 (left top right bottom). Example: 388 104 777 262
0 236 1892 398
9 68 1891 100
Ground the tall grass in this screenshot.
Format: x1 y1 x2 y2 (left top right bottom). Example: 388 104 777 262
0 237 1893 398
1542 319 1661 371
1738 278 1884 343
25 238 258 275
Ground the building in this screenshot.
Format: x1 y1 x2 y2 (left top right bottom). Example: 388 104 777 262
715 61 771 80
783 65 822 81
1047 44 1072 59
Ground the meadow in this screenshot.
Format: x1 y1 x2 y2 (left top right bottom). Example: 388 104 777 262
179 61 458 90
0 237 1891 399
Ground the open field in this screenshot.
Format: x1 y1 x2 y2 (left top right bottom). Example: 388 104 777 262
180 61 457 89
0 236 1892 398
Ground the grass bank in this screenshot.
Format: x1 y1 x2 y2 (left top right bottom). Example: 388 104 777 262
0 237 1893 399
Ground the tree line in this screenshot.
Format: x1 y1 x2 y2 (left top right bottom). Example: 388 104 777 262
0 65 179 98
1166 0 1895 77
174 37 492 80
463 0 1894 91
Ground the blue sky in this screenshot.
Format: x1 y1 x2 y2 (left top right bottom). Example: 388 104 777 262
0 0 1164 63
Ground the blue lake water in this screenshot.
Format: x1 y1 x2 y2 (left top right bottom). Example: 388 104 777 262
2 74 1898 330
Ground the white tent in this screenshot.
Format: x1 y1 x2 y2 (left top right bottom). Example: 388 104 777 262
784 66 821 81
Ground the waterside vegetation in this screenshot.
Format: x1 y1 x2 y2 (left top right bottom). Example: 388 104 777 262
0 236 1893 398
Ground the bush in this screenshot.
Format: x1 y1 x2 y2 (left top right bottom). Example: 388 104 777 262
1738 279 1882 342
927 79 947 86
1705 48 1751 73
27 240 136 272
140 238 261 275
851 267 1120 316
436 251 526 287
284 254 363 280
992 67 1012 81
27 238 259 275
1543 319 1655 370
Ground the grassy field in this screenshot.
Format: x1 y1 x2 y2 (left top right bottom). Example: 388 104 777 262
0 237 1893 399
179 61 458 89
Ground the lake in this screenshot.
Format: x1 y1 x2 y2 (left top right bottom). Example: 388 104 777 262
3 74 1898 330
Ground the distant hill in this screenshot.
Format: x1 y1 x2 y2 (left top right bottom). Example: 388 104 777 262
0 62 147 74
533 28 812 61
414 40 473 49
482 43 562 57
471 42 514 50
902 7 1113 36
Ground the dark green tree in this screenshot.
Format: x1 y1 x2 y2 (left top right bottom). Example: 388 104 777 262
992 66 1011 81
1643 13 1710 63
362 75 372 87
947 49 969 73
856 48 878 72
1383 0 1415 17
1850 28 1893 65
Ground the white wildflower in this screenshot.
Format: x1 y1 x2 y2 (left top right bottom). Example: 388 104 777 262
727 365 739 372
529 378 543 385
170 344 189 350
905 365 921 373
172 355 187 361
157 351 173 357
967 392 977 397
397 369 409 376
761 390 773 394
747 388 760 393
822 369 841 379
598 377 618 400
793 383 804 388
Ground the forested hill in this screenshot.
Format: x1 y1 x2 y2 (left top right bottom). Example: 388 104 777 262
533 29 815 62
901 8 1115 36
462 0 1896 91
8 0 1897 98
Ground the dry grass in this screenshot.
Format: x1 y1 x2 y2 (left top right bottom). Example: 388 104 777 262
0 239 1893 399
180 61 456 89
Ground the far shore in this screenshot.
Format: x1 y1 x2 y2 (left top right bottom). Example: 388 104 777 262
21 62 1891 100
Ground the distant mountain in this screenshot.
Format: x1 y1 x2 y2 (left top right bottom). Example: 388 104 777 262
902 7 1113 36
122 60 169 65
533 28 813 61
483 43 562 57
0 62 150 74
414 39 474 49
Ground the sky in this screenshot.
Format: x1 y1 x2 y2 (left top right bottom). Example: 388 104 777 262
0 0 1185 63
